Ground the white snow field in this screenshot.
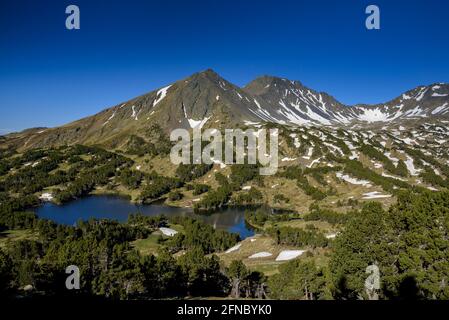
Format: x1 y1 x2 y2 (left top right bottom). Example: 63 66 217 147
159 227 178 237
275 250 306 261
336 172 371 186
362 191 392 199
249 252 273 259
225 244 242 254
153 85 172 106
39 193 54 201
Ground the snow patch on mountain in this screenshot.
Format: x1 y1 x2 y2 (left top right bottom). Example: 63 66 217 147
187 117 210 129
362 191 391 199
336 172 371 186
405 155 421 176
432 103 449 115
153 85 172 107
404 106 426 118
357 108 391 123
103 111 116 126
131 105 138 120
415 87 428 101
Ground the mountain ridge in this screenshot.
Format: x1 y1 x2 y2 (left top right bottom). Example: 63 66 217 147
1 69 448 150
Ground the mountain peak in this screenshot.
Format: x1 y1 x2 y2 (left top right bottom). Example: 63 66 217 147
5 70 449 151
247 75 302 87
192 68 221 79
181 69 228 87
243 75 304 96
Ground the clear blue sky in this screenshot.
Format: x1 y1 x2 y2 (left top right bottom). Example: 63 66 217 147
1 0 448 133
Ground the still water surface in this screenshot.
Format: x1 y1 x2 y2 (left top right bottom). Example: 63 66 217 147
35 195 255 239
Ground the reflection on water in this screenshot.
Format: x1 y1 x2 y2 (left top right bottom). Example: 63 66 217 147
35 195 255 239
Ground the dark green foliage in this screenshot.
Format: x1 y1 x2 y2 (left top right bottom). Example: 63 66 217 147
127 213 167 229
359 144 408 177
297 176 327 200
118 169 143 189
0 195 39 229
194 172 233 210
168 190 183 201
277 165 330 200
233 187 263 205
139 174 182 203
178 247 229 297
229 164 259 189
244 209 294 227
126 126 172 157
343 159 410 193
0 160 12 176
304 206 351 225
277 165 303 180
420 168 449 188
267 226 328 248
330 191 449 300
245 209 268 226
0 249 13 294
273 193 290 204
227 260 267 299
166 216 239 254
332 138 351 156
403 145 449 178
54 159 126 202
192 183 210 195
214 172 229 186
304 166 341 186
395 160 409 177
269 260 329 300
194 185 232 210
0 214 241 299
175 164 212 183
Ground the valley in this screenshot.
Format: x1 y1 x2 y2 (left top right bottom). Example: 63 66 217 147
1 70 449 300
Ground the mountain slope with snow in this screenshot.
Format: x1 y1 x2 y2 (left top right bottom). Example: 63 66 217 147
1 69 448 151
244 76 449 126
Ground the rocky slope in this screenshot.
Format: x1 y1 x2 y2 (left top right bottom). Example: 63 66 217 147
1 69 448 150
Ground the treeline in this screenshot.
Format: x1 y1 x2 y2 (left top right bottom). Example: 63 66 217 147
0 144 135 203
269 260 329 300
329 191 449 299
195 165 259 211
54 154 132 203
126 125 172 156
0 213 254 299
268 191 449 300
305 166 341 186
0 195 40 229
139 173 182 203
420 167 449 188
137 163 213 203
0 151 67 194
359 144 408 177
402 145 449 178
277 166 334 200
185 183 210 195
117 168 143 189
244 209 296 227
175 163 213 183
232 187 263 205
342 159 410 193
267 225 329 248
304 205 351 225
166 216 239 253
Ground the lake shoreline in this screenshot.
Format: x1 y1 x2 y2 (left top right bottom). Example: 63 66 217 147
34 194 256 239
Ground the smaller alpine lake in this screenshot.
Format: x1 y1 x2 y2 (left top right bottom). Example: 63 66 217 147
34 195 255 239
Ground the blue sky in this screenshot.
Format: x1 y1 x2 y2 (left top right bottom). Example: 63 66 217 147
1 0 448 133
